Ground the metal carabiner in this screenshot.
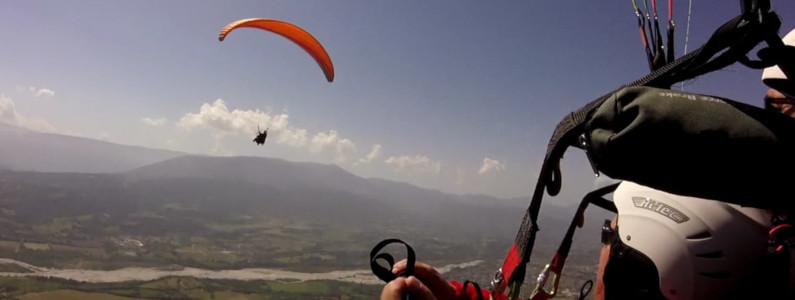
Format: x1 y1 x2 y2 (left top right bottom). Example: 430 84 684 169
529 264 561 300
490 267 504 292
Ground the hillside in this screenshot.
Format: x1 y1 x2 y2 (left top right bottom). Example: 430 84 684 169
0 123 185 173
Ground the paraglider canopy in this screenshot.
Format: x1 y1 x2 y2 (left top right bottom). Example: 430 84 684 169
219 18 335 82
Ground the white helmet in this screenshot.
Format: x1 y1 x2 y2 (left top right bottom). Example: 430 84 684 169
603 181 785 300
761 28 795 98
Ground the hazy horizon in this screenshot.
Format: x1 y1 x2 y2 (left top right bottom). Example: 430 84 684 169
2 1 792 199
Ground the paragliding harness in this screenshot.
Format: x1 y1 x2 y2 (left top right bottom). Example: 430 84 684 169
253 125 269 145
492 1 795 299
370 0 795 299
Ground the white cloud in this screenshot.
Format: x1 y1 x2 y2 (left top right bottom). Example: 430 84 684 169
141 117 167 127
17 86 55 99
478 157 506 175
277 128 308 148
357 144 383 164
309 130 339 153
309 130 357 163
34 88 55 99
0 94 58 133
0 96 24 126
335 138 357 163
178 99 359 163
177 99 306 148
384 155 442 174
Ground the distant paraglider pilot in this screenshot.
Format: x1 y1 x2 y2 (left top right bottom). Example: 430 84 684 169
253 125 268 145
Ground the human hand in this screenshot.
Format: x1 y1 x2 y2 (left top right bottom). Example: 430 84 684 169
380 276 437 300
388 259 458 300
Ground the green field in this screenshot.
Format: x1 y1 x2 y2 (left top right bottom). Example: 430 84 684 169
22 243 50 251
0 276 382 300
18 290 147 300
0 168 603 300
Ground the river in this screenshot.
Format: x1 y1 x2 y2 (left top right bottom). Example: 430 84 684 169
0 258 483 285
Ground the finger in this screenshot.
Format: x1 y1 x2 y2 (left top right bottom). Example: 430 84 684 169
381 277 408 300
392 260 456 300
392 259 409 275
404 276 438 300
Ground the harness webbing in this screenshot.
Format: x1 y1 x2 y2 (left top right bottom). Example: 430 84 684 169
528 184 618 300
492 1 785 298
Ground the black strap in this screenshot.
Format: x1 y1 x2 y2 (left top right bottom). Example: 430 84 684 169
557 183 619 260
529 182 618 300
577 280 593 300
370 238 416 283
527 184 618 300
462 280 486 300
505 0 782 290
370 239 418 300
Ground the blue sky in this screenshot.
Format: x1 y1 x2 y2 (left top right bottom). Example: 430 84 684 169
1 1 793 199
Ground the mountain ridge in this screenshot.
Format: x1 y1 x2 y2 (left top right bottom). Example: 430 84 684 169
1 122 528 203
0 122 186 173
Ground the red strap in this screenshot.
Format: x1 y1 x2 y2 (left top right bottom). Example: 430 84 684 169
497 244 522 293
452 281 507 300
549 253 566 274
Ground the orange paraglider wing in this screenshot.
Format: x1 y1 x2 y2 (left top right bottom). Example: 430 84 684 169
219 18 335 82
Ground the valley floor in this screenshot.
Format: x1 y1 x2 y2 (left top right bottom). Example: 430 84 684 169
0 257 484 285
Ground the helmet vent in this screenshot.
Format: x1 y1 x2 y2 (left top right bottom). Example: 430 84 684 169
686 231 712 240
698 271 731 279
695 251 724 258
